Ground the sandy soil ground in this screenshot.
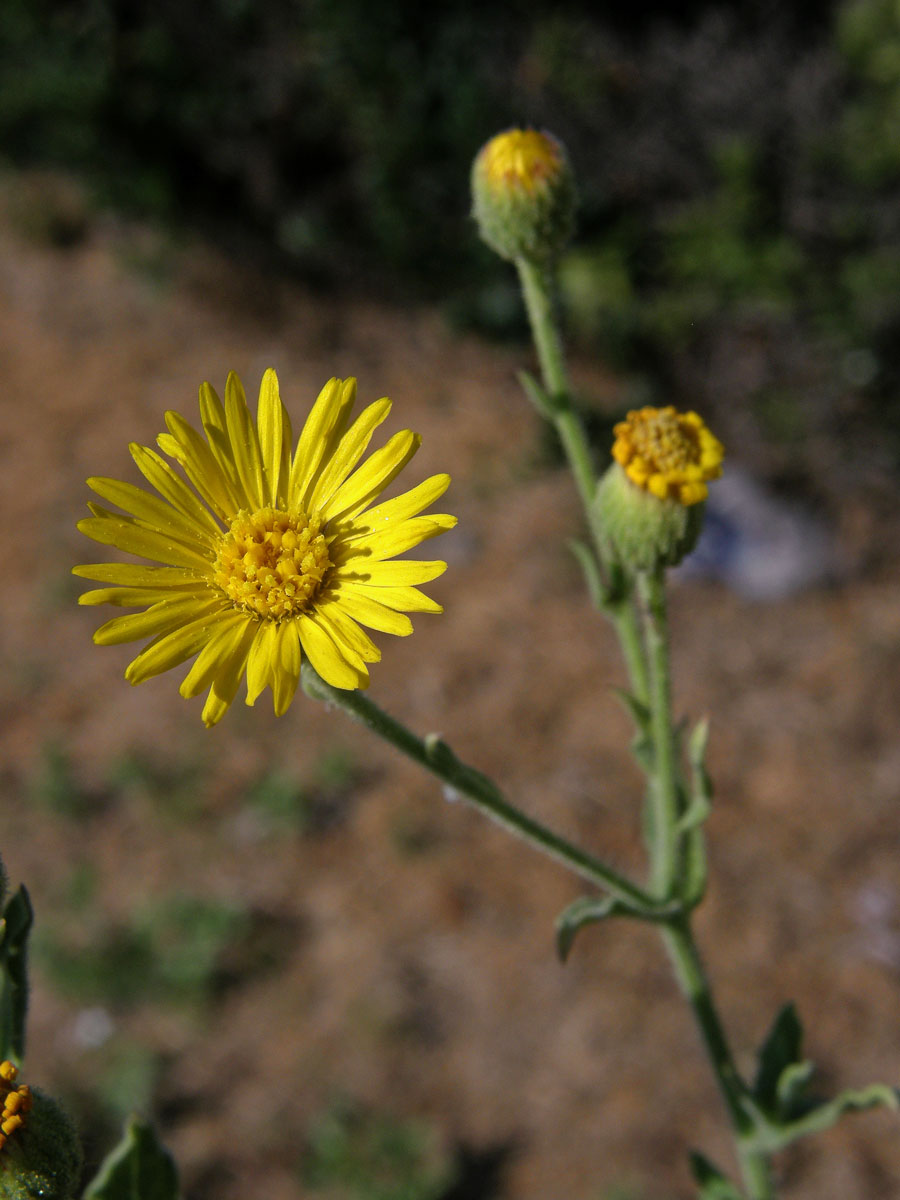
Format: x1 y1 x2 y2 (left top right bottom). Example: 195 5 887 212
2 188 900 1200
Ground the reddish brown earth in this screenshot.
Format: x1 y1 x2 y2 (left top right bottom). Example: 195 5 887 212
1 180 900 1200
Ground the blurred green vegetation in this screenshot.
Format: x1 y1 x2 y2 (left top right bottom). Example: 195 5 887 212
243 745 360 836
30 740 99 819
35 891 249 1011
6 0 900 468
30 740 206 823
300 1100 653 1200
301 1100 453 1200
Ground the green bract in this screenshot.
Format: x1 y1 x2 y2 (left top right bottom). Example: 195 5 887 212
0 1091 82 1200
594 461 706 571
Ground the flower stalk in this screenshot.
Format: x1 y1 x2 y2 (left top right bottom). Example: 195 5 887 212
662 921 774 1200
476 153 777 1194
514 255 649 704
300 663 669 918
636 568 680 897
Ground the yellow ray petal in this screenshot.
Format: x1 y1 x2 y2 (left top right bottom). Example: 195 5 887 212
327 589 413 636
333 515 456 564
79 584 209 608
270 619 302 715
335 472 449 535
245 619 278 707
288 377 356 505
225 371 264 510
306 397 391 512
159 412 239 519
331 559 447 587
93 595 225 646
297 612 368 690
199 381 243 496
125 611 222 684
129 443 222 536
308 611 368 676
87 477 217 548
77 513 215 571
314 599 382 663
344 582 443 613
277 397 293 508
201 620 258 726
179 612 251 699
73 563 205 586
319 429 421 525
256 368 284 506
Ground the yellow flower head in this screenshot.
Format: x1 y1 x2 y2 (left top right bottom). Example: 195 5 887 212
477 128 565 196
75 370 455 726
471 127 575 262
612 406 724 506
0 1061 32 1153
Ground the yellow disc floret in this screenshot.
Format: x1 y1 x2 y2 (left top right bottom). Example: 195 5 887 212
0 1062 32 1153
212 507 332 620
478 128 564 195
612 407 724 506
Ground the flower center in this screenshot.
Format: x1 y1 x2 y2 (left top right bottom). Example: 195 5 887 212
212 507 331 619
612 406 724 506
628 408 702 474
0 1061 32 1152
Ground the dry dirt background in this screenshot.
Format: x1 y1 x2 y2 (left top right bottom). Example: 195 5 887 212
2 193 900 1200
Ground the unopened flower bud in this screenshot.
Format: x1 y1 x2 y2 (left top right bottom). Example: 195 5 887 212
0 1064 81 1200
595 406 724 571
471 128 576 262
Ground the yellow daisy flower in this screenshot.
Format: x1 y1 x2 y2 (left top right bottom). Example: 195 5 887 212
75 370 455 726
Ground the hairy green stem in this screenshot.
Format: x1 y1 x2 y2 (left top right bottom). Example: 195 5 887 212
515 255 648 703
637 568 680 896
662 920 773 1198
738 1146 775 1200
661 920 749 1130
639 575 774 1198
514 249 772 1195
301 664 666 916
612 595 650 709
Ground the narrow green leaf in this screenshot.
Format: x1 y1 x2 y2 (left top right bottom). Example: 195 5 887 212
689 1151 743 1199
776 1059 816 1119
568 539 606 610
555 895 629 962
774 1083 899 1149
685 717 713 821
631 734 654 773
688 716 710 769
423 733 457 773
612 689 655 773
83 1116 179 1200
612 688 652 736
754 1003 804 1110
516 369 558 417
676 791 711 836
423 733 505 807
0 886 33 1066
680 822 708 909
673 719 713 907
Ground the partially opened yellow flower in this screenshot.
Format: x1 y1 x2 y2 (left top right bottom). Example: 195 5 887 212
75 370 455 726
